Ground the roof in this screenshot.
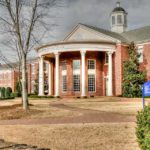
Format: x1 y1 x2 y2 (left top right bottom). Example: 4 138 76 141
80 24 129 43
81 24 150 44
112 7 126 13
36 24 150 51
121 26 150 43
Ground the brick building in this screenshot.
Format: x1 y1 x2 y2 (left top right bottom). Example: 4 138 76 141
0 58 39 93
0 2 150 97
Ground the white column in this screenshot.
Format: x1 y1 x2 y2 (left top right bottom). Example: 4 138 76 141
54 52 60 97
38 56 44 96
107 51 113 96
81 50 86 97
48 61 52 95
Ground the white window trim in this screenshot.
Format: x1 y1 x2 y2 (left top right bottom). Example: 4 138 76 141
88 59 96 93
137 46 144 63
117 14 123 25
73 59 81 92
61 61 67 93
62 75 67 93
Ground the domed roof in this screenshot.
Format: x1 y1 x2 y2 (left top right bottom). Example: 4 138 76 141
112 7 126 12
112 2 127 13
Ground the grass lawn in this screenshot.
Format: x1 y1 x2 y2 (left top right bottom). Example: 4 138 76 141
0 97 146 149
0 101 81 120
66 97 143 115
0 123 140 150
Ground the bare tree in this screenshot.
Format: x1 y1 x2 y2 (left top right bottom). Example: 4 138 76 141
0 0 59 110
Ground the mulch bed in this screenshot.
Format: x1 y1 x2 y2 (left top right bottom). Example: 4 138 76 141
0 139 50 150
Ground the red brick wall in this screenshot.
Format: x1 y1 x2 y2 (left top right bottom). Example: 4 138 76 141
139 43 150 80
0 70 20 92
58 51 105 97
27 61 39 94
114 44 129 96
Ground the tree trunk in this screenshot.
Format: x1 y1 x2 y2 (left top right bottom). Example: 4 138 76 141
21 55 29 110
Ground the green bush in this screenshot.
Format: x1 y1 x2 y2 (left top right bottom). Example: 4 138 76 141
1 87 5 98
136 106 150 150
122 42 146 97
5 87 12 98
11 92 19 97
29 94 54 99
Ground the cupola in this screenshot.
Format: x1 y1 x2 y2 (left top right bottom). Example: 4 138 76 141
110 2 128 33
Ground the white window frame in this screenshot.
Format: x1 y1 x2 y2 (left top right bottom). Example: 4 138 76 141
117 14 122 24
61 61 67 93
73 74 80 92
88 59 96 92
73 60 80 92
137 47 144 63
62 75 67 92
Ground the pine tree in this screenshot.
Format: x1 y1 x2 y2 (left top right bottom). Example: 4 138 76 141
123 42 146 97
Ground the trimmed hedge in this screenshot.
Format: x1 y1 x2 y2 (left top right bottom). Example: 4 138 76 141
29 94 55 99
1 87 6 98
136 106 150 150
5 87 12 98
0 87 14 100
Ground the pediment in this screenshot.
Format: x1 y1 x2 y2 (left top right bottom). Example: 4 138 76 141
64 24 120 43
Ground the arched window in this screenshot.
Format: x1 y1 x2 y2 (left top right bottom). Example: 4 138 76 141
117 15 122 24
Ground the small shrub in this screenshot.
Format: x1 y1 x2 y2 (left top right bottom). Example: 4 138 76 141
29 94 54 99
5 87 12 98
136 106 150 150
1 87 5 98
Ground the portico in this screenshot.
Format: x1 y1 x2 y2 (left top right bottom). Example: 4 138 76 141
37 41 115 97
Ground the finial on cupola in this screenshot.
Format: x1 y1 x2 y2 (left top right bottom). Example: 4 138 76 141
116 1 120 7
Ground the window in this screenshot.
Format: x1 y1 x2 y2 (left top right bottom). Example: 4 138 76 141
73 60 80 70
44 62 48 72
61 61 67 70
112 16 115 25
32 64 35 74
117 15 122 24
88 60 95 69
73 60 80 92
88 75 96 92
138 47 144 63
105 53 108 64
31 81 35 93
62 75 67 92
61 61 67 92
88 59 96 92
73 75 80 91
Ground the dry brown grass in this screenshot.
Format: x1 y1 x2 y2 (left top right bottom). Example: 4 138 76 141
0 123 140 150
0 102 81 120
0 97 145 120
66 97 144 115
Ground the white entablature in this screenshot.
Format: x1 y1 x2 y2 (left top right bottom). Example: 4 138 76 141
37 42 116 57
